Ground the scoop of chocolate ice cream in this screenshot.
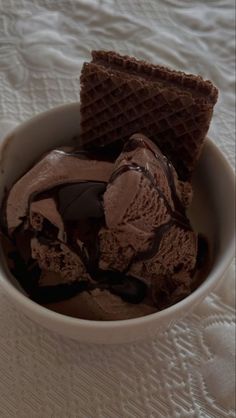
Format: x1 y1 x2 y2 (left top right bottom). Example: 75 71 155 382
100 134 197 283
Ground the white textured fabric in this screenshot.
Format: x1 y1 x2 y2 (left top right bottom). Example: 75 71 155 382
0 1 235 417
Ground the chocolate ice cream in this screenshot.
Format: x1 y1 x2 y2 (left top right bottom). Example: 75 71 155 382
1 134 205 320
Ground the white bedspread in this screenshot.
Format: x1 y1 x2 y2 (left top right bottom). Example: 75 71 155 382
0 1 235 417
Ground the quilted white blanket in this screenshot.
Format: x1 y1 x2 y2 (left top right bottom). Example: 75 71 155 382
0 1 235 417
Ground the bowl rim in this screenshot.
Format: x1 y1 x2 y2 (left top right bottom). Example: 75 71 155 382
0 103 235 331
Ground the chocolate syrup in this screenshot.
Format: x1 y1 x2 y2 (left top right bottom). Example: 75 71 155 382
195 233 209 271
30 280 89 304
93 269 147 303
9 251 41 293
29 272 147 305
132 220 175 263
57 182 106 221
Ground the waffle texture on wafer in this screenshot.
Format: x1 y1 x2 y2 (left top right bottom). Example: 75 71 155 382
80 51 218 179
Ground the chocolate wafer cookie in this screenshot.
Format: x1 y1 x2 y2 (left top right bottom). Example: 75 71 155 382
80 50 218 179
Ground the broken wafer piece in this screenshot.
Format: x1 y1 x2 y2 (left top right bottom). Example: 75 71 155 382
80 50 218 179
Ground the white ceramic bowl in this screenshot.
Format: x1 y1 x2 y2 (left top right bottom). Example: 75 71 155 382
0 103 235 344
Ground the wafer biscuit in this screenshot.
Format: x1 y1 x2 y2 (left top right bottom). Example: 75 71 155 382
80 50 218 179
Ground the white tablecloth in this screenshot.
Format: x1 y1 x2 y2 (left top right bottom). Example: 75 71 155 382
0 1 235 417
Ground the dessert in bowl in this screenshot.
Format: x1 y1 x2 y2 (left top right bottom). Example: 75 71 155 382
0 52 234 343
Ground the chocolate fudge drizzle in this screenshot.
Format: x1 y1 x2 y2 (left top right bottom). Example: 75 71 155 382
29 273 147 305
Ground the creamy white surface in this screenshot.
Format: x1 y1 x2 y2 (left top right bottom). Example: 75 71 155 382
0 1 235 417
